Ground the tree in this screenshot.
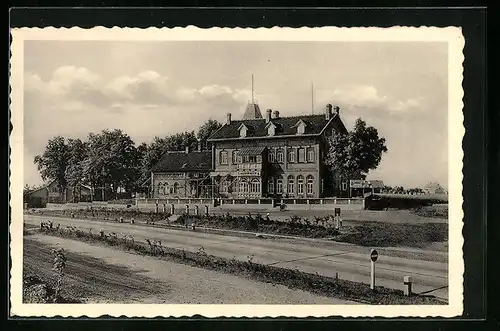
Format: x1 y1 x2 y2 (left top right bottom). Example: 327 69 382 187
82 129 139 200
65 138 88 202
34 136 70 195
197 119 222 150
325 118 388 183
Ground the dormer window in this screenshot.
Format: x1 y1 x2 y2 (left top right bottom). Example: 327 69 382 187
238 124 248 138
265 121 277 136
294 119 307 135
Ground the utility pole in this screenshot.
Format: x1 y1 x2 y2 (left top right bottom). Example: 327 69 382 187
251 74 254 104
311 81 314 114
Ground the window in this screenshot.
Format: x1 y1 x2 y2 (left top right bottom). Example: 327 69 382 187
256 155 262 163
267 125 276 136
173 182 179 194
306 175 314 195
297 123 305 135
268 151 275 163
287 175 295 195
221 180 228 193
249 156 256 163
342 182 348 191
239 180 248 194
288 149 296 163
307 148 315 162
220 151 228 165
267 178 274 194
297 175 304 195
157 182 164 194
298 148 305 163
232 150 239 164
239 125 247 138
276 150 284 163
251 179 260 194
276 178 283 194
237 155 243 163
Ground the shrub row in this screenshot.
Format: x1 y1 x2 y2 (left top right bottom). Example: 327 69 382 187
36 223 444 305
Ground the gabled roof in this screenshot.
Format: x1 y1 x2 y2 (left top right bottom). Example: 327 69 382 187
238 147 266 156
208 113 347 141
151 150 213 173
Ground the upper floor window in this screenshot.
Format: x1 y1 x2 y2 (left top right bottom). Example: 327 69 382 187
288 149 296 163
298 148 305 163
297 123 306 135
268 151 275 163
307 148 315 162
232 150 239 164
276 150 284 163
239 125 248 138
220 151 228 165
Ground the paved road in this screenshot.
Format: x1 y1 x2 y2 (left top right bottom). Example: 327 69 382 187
24 214 448 300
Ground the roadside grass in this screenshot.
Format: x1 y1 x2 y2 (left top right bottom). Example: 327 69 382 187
27 208 448 249
410 205 449 219
32 223 445 305
23 266 81 303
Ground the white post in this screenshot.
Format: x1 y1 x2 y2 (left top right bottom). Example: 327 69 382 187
404 276 412 296
370 260 375 290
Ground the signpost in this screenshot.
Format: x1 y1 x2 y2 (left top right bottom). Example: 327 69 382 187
370 249 378 290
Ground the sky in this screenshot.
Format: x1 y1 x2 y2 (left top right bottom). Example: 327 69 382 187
23 40 448 189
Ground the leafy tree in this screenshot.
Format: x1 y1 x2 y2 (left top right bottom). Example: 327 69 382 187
325 118 388 184
34 136 70 195
197 119 222 150
83 129 138 199
65 138 88 202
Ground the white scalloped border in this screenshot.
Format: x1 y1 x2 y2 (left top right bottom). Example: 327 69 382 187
9 26 465 318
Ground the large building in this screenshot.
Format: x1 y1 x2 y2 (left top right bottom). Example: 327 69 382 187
207 103 348 199
150 146 213 199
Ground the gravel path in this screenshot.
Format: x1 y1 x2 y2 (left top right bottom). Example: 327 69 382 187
24 234 353 304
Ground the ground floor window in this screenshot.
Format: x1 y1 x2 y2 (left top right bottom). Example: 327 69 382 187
307 175 314 195
158 182 164 195
239 180 248 194
267 178 274 194
287 176 295 195
276 178 283 194
250 178 260 194
220 180 228 193
297 175 304 195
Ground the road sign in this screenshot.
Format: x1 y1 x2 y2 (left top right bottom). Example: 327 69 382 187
370 249 378 262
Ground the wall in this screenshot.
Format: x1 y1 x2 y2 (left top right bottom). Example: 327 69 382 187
152 172 211 199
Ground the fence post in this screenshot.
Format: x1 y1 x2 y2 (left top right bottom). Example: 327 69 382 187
162 203 166 213
170 204 175 215
194 205 199 216
205 205 209 216
155 200 159 213
403 276 412 296
185 204 189 215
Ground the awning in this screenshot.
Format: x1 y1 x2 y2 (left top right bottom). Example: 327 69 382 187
238 146 266 157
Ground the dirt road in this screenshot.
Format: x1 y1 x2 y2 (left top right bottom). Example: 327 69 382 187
24 234 351 304
24 214 449 300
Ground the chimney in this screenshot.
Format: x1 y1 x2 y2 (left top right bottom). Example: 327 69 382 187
226 112 232 125
185 146 189 154
266 109 272 123
333 106 340 116
325 104 333 120
272 110 280 119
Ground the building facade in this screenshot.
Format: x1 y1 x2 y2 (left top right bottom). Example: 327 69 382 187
207 103 348 199
150 146 213 199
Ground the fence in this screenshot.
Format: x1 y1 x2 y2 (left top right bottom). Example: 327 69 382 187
135 197 365 211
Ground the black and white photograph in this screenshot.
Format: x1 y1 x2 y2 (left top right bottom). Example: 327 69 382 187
10 26 464 318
